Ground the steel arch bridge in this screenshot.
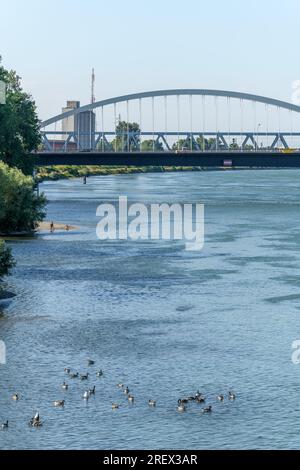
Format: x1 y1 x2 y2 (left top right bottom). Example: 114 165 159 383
38 88 300 166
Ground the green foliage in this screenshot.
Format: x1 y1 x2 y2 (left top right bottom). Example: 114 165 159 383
113 121 140 152
0 162 46 234
0 57 40 175
0 240 15 278
172 136 210 151
141 139 164 152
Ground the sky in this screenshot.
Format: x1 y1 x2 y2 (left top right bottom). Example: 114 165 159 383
0 0 300 122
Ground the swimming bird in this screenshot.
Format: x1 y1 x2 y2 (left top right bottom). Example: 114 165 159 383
89 386 96 395
178 398 188 405
117 383 124 389
177 404 186 412
1 421 8 429
12 394 20 401
229 391 236 400
62 382 69 390
128 395 135 403
64 368 71 374
54 400 65 408
87 359 95 366
70 372 79 379
80 373 89 381
195 396 206 404
83 391 90 400
148 400 156 407
217 394 224 402
202 406 212 413
112 403 120 410
123 387 130 395
96 370 103 377
29 413 42 427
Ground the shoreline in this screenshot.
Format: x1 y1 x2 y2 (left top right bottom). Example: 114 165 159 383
0 222 78 239
36 165 208 182
38 221 78 232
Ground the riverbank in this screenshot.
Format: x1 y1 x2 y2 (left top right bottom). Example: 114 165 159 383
36 165 206 181
0 222 78 239
38 221 78 232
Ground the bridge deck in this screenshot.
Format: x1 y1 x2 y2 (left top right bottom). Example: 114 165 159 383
35 151 300 168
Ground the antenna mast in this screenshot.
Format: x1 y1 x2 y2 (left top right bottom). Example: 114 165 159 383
91 68 95 104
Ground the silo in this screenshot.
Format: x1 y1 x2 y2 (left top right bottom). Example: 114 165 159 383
77 110 96 150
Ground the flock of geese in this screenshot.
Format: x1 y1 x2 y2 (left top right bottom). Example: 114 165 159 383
1 359 236 430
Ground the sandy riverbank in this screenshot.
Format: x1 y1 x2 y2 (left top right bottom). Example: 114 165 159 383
38 221 78 232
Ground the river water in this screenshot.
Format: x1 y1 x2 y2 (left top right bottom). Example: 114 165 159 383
1 169 300 450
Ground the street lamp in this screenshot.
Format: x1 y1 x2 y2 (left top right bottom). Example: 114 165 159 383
256 123 262 151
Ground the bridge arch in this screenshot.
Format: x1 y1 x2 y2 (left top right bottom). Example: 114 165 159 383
41 89 300 128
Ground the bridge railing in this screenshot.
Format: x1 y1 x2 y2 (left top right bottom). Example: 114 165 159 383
40 130 300 153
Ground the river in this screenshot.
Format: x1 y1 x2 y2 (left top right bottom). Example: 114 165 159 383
1 169 300 450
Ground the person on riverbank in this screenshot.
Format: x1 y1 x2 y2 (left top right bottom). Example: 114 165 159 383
50 221 54 233
83 176 87 185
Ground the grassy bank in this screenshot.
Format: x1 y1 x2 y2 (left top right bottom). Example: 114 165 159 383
37 165 205 182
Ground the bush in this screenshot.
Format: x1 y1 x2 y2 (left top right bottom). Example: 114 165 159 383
0 240 15 278
0 162 46 234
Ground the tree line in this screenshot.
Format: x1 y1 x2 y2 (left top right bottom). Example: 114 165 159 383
96 121 255 152
0 57 46 281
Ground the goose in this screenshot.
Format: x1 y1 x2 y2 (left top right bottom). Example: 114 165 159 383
188 396 196 401
29 413 42 427
229 391 236 400
195 396 206 404
217 394 224 402
64 368 71 374
62 382 69 390
128 395 135 403
54 400 65 408
123 387 130 395
112 403 120 410
1 421 8 429
178 398 188 405
117 383 124 389
148 400 156 407
12 394 20 401
202 406 212 413
80 373 89 381
87 359 95 366
96 370 104 377
177 404 186 412
83 391 90 400
70 372 79 379
89 386 96 395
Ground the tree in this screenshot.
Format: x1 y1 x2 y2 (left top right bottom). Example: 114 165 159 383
141 139 164 152
0 240 15 278
0 162 46 234
229 138 240 150
173 136 210 151
0 57 40 175
114 121 140 152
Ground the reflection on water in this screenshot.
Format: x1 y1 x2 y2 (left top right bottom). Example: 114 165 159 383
1 170 300 449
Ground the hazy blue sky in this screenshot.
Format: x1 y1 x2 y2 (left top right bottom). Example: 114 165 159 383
1 0 300 120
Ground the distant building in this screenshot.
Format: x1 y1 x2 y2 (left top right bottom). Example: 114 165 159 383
61 100 95 150
62 100 80 134
77 110 96 150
